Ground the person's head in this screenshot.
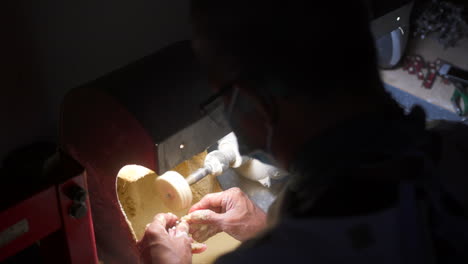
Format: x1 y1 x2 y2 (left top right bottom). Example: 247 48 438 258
191 0 391 168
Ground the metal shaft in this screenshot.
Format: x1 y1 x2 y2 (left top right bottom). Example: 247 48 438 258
185 167 211 185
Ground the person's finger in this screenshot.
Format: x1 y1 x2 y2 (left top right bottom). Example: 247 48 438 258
191 227 219 243
191 222 221 242
191 230 203 242
187 210 222 225
141 215 170 241
138 212 177 249
188 192 223 213
191 242 208 254
137 218 172 251
175 220 190 237
168 226 177 237
190 224 209 235
189 223 203 234
153 213 178 229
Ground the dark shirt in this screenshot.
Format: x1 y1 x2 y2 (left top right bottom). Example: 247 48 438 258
217 107 468 263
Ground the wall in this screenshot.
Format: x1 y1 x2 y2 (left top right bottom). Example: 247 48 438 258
1 0 190 162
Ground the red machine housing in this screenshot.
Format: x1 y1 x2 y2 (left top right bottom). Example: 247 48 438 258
60 87 157 263
0 153 99 263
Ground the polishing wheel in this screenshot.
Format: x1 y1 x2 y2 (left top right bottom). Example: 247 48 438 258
155 171 193 211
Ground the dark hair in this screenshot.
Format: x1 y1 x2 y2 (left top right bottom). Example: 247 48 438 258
191 0 384 100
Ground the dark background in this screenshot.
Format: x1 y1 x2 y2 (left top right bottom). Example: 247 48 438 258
1 0 191 162
3 0 466 164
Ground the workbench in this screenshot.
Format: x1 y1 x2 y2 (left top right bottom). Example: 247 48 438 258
381 37 468 118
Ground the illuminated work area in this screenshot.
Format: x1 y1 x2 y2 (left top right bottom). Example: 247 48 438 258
116 155 241 264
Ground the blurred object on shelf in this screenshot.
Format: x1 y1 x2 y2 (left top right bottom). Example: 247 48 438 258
370 1 414 68
412 0 468 48
423 68 438 89
439 62 468 117
401 55 456 89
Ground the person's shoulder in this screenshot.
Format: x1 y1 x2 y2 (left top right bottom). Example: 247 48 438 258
429 120 468 140
214 231 285 264
429 120 468 163
427 120 468 163
427 120 468 214
215 222 319 264
215 239 295 264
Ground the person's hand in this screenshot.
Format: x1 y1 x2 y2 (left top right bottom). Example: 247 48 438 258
137 213 207 264
186 187 267 242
